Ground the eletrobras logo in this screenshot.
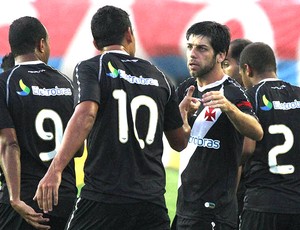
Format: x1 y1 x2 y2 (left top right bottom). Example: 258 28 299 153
16 79 30 96
260 94 300 111
16 79 72 96
106 61 159 86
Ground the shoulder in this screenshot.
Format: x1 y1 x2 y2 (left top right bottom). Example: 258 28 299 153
77 55 101 68
177 77 196 91
223 78 247 98
74 55 101 78
175 77 196 102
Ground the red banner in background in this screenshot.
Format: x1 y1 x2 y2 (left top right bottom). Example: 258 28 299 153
1 0 300 86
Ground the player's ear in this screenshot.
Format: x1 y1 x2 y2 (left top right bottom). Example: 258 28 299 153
216 52 226 63
125 27 134 44
93 40 100 50
245 64 253 77
37 38 46 53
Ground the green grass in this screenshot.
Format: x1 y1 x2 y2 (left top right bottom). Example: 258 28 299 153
165 167 179 221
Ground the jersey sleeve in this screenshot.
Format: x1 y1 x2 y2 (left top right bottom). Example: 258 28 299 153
72 59 100 106
163 79 183 131
229 85 257 117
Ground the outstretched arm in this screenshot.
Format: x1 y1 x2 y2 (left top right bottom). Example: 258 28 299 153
0 128 50 229
34 101 98 213
202 91 263 141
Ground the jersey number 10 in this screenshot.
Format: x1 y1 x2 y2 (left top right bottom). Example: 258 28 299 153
113 89 158 149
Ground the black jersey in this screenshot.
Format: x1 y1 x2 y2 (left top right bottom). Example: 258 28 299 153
243 79 300 214
0 61 77 215
73 51 183 207
176 76 256 228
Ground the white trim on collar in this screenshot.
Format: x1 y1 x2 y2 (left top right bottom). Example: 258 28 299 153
258 78 281 84
103 50 129 55
15 60 44 65
197 75 229 92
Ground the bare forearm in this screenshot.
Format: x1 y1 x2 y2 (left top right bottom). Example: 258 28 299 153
49 101 97 174
0 129 21 202
226 103 263 141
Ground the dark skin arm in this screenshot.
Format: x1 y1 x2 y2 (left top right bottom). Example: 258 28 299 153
35 87 198 212
0 128 50 229
34 101 98 213
165 85 200 151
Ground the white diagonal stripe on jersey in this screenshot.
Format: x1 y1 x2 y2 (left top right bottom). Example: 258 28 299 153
178 86 224 188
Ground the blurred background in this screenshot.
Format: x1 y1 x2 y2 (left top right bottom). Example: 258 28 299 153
1 0 300 219
2 0 300 87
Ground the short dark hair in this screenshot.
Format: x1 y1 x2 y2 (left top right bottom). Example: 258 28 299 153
239 42 277 74
229 39 252 64
9 16 47 56
186 21 231 56
91 5 132 49
1 52 15 71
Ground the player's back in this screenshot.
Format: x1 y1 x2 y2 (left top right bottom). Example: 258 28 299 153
0 61 76 203
75 52 183 205
244 79 300 213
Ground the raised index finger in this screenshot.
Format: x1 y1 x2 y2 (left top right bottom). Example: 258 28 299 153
186 85 195 98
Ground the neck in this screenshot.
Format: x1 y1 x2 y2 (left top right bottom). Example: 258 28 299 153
196 67 225 87
253 72 277 85
15 53 40 64
103 45 127 53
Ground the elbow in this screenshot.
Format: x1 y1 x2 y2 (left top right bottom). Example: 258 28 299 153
252 126 264 141
80 112 96 132
171 140 188 152
0 139 20 157
165 126 190 152
244 118 264 141
170 133 190 152
248 128 263 141
257 129 264 141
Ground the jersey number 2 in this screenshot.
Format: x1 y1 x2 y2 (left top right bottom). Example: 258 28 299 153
268 124 294 174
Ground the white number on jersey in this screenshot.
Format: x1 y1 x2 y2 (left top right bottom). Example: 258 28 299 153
268 124 294 174
113 89 158 149
35 109 63 162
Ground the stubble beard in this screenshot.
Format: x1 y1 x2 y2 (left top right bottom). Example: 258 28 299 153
190 60 216 79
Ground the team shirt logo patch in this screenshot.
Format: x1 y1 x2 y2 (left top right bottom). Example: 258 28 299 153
260 95 273 111
16 79 31 96
106 61 159 86
204 108 216 121
107 62 119 78
260 94 300 111
16 79 72 97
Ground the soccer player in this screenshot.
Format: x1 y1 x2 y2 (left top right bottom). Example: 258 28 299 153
0 52 15 190
0 52 15 72
222 38 253 224
222 38 252 87
34 5 195 230
0 16 78 229
172 21 263 230
239 42 300 230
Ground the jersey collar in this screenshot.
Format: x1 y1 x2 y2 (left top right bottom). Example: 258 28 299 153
15 60 44 65
197 75 229 92
103 50 130 55
258 78 281 84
